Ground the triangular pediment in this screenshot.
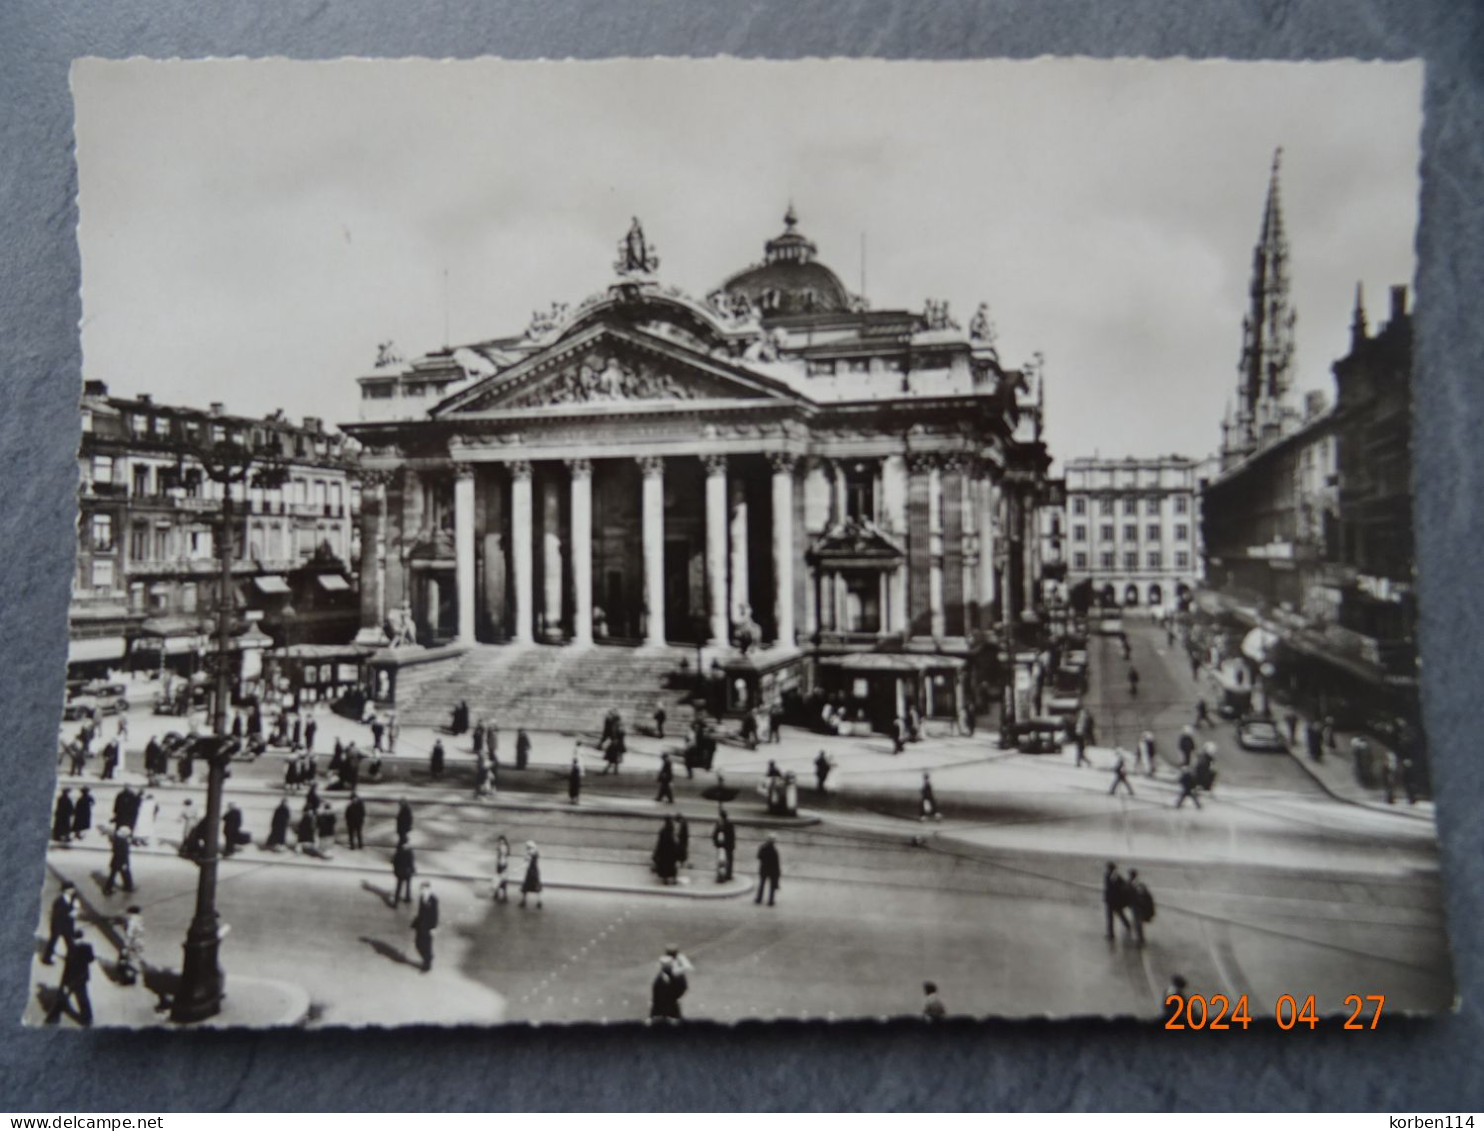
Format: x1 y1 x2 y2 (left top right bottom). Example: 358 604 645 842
808 519 905 564
435 325 797 417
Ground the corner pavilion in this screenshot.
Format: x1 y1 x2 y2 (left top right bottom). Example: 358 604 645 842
344 211 1051 732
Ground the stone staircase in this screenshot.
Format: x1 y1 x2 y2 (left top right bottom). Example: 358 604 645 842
394 643 698 735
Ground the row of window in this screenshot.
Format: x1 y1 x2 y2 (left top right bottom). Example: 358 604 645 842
1072 522 1189 543
1070 495 1190 517
88 512 344 564
90 457 347 509
1072 551 1190 571
82 410 336 461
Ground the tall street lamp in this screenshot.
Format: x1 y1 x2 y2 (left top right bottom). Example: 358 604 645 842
169 437 287 1024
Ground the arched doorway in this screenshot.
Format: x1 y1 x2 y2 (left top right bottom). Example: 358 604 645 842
1147 583 1163 608
1123 584 1140 606
1100 584 1116 607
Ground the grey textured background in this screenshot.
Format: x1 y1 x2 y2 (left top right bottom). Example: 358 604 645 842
1 0 1480 1112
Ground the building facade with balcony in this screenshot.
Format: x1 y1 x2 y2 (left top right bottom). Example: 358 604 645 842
69 382 363 675
344 212 1052 731
1061 455 1210 612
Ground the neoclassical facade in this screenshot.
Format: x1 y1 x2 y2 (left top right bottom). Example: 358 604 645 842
344 213 1049 717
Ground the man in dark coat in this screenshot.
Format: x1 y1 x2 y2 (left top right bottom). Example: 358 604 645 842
1103 861 1131 939
51 789 74 843
392 836 415 904
430 739 445 781
411 881 439 972
652 817 679 884
712 809 737 882
113 786 139 833
755 835 782 906
649 949 690 1022
675 812 690 869
222 803 245 857
516 729 531 770
41 882 78 965
655 754 675 804
71 787 95 842
45 935 95 1026
266 797 291 850
102 826 134 895
304 716 317 752
814 750 832 793
100 740 120 781
396 798 414 841
1127 868 1154 946
567 757 583 805
345 793 366 849
768 703 783 744
371 716 386 752
653 705 666 739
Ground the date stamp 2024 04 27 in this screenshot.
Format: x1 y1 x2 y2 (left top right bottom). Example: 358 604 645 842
1165 993 1387 1031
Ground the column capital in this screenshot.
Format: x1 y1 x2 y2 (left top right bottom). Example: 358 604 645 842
906 452 940 474
508 459 533 481
702 454 729 477
637 455 666 477
565 457 593 477
767 451 799 475
939 451 968 474
452 461 476 481
356 468 393 489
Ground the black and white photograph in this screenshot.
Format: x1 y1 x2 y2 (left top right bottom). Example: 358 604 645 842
28 56 1451 1029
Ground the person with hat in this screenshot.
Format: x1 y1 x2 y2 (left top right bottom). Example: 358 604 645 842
41 882 78 965
755 834 782 907
50 788 74 844
391 834 415 904
1136 731 1158 776
649 946 693 1022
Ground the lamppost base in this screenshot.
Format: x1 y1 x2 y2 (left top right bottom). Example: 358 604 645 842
170 915 225 1024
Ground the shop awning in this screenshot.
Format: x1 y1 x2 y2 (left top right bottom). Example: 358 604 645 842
136 615 206 638
67 636 126 664
316 574 350 592
253 575 291 595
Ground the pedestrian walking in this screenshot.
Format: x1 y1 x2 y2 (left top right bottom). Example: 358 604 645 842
72 787 95 842
295 807 318 855
222 803 245 857
1102 861 1131 939
653 704 667 739
515 728 531 770
371 715 385 752
922 980 947 1021
1127 869 1155 946
391 835 415 904
473 719 485 758
430 739 446 782
1306 719 1324 763
396 798 414 841
567 754 583 804
740 711 759 751
1127 666 1140 698
102 826 134 895
712 809 736 882
131 791 158 847
1178 726 1196 767
675 812 690 869
176 798 196 850
41 882 78 965
768 702 783 744
116 905 145 986
493 835 511 903
345 793 365 849
520 841 543 909
304 716 317 753
1283 711 1299 747
1074 710 1092 768
1174 767 1203 809
919 773 942 821
1165 974 1189 1022
100 740 120 781
1323 716 1337 751
891 714 906 755
411 881 439 973
653 816 680 885
655 753 676 804
316 803 337 849
814 750 833 792
387 711 400 754
755 834 782 906
649 947 692 1022
265 798 291 851
44 934 95 1026
1136 731 1158 776
51 789 74 843
1194 699 1213 729
1108 754 1135 797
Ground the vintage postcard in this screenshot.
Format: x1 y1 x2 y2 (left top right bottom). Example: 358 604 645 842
30 57 1450 1028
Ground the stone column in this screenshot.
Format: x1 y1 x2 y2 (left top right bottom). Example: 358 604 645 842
980 475 999 617
769 453 797 648
354 470 389 645
639 456 666 647
703 455 729 648
510 460 534 644
729 476 750 624
927 458 946 639
830 460 848 524
882 454 909 634
541 472 563 637
567 459 593 646
961 462 979 633
454 463 476 644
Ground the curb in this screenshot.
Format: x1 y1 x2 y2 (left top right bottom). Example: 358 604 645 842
1279 745 1435 823
47 841 757 901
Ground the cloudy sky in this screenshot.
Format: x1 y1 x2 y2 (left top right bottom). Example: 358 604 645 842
73 58 1422 465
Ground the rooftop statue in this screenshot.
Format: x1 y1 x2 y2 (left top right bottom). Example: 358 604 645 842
616 217 660 276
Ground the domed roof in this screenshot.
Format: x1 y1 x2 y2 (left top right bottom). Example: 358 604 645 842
718 205 854 316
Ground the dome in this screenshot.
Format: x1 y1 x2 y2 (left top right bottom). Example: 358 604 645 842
717 205 854 316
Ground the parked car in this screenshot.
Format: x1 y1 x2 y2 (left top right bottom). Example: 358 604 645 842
61 681 128 721
1014 718 1068 755
1237 715 1288 752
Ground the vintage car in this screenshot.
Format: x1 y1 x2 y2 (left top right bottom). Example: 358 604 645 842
1237 715 1289 753
1014 718 1068 755
61 681 129 721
